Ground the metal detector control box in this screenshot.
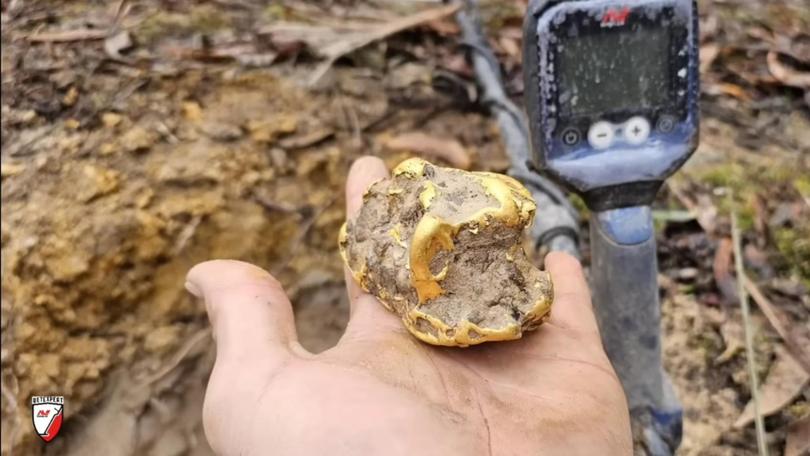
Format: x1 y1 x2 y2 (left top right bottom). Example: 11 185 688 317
524 0 699 211
523 2 700 451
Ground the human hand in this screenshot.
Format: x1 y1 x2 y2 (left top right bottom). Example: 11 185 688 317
186 156 632 456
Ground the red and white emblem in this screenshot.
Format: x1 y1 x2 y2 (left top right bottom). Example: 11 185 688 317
601 7 630 27
31 396 64 443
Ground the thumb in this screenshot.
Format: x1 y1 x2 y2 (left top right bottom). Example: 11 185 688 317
544 251 601 337
186 260 301 454
186 260 302 365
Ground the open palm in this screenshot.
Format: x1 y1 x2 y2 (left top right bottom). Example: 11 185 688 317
186 157 631 456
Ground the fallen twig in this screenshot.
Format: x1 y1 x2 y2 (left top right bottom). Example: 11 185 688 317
271 197 338 277
26 1 140 45
731 198 769 456
172 215 202 255
27 28 109 43
140 328 212 386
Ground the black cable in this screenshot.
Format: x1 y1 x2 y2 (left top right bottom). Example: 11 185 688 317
455 1 580 223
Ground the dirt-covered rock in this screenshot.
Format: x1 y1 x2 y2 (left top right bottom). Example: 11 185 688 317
340 158 553 347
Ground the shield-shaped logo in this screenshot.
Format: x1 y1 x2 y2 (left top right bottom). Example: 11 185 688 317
31 396 64 442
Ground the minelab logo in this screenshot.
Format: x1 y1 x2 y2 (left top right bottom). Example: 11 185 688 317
31 396 64 442
601 7 630 27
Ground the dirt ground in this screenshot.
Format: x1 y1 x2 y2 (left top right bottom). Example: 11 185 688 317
1 1 808 455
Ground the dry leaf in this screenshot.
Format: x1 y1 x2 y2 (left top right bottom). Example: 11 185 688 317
664 182 810 375
699 43 721 74
734 347 810 429
785 413 810 456
499 36 520 58
768 52 810 89
382 132 472 170
716 318 744 364
745 276 810 375
104 30 133 60
709 82 753 101
713 237 738 304
425 18 460 36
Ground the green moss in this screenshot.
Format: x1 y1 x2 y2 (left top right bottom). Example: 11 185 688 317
653 218 666 234
774 226 810 288
727 197 755 232
787 401 810 419
677 284 696 295
694 332 721 362
479 0 522 30
683 159 808 288
695 162 746 189
766 3 810 32
190 5 229 32
263 3 288 22
138 13 188 43
794 175 810 200
136 6 231 44
760 164 799 185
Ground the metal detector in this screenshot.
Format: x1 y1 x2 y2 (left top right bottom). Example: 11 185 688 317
522 0 699 452
458 0 700 453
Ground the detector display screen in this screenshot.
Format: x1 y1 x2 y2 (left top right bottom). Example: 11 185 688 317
557 27 672 117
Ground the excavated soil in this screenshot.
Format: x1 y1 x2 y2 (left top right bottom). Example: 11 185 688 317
1 64 508 454
2 63 504 454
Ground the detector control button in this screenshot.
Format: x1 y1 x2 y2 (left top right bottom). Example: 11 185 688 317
588 121 615 150
624 116 650 145
656 115 676 133
561 128 581 146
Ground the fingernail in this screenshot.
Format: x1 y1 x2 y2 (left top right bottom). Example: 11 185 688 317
185 281 202 298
